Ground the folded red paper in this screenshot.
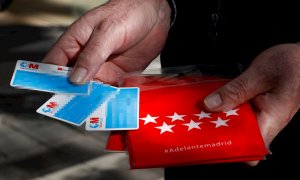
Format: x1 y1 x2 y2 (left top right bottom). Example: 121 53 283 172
106 76 268 169
105 131 127 152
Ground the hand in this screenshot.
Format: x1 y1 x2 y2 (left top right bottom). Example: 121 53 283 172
43 0 171 84
203 43 300 165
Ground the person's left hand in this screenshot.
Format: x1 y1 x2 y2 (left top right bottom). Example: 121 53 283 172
203 43 300 165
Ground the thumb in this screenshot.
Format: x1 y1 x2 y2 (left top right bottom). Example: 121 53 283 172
203 68 273 112
69 22 122 84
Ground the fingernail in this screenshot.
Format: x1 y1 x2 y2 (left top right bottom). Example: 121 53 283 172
70 67 87 84
204 93 222 109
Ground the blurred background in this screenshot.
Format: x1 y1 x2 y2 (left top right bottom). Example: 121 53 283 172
0 0 162 179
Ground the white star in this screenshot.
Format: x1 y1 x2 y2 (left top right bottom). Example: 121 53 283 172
224 108 239 116
140 114 159 125
166 112 186 122
194 111 211 119
155 122 175 134
183 120 203 131
210 117 229 128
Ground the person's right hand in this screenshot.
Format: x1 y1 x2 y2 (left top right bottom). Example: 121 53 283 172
43 0 171 85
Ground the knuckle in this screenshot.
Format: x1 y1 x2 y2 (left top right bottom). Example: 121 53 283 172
223 78 249 103
78 51 98 67
80 50 99 64
101 17 124 31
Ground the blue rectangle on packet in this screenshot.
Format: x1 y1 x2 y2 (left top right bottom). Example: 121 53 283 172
85 87 139 130
10 60 90 94
36 82 119 126
105 88 139 129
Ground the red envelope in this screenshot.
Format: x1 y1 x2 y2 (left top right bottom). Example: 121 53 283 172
126 80 268 169
105 74 268 169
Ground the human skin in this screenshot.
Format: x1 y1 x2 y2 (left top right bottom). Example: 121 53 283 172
204 43 300 165
43 0 171 85
43 0 300 166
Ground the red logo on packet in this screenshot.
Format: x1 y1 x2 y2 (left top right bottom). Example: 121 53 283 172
89 117 102 128
90 117 99 124
57 67 63 71
42 101 58 113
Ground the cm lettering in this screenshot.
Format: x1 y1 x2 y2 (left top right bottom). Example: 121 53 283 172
20 61 39 69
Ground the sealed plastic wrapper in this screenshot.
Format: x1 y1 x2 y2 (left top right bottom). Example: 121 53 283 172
106 64 269 169
120 64 232 91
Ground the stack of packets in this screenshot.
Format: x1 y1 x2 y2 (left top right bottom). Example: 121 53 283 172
10 60 139 130
105 73 269 169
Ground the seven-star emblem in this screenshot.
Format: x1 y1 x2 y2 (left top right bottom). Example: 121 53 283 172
144 109 237 133
224 108 239 116
155 122 175 134
194 111 211 119
183 120 203 131
166 112 186 122
140 114 159 125
210 117 229 128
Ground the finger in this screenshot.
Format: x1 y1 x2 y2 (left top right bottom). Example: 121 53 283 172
242 94 289 167
243 94 288 167
69 2 162 84
246 160 260 167
246 90 296 167
69 20 142 84
43 18 94 66
43 43 72 66
93 5 170 85
252 93 295 146
94 61 126 86
203 67 274 112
